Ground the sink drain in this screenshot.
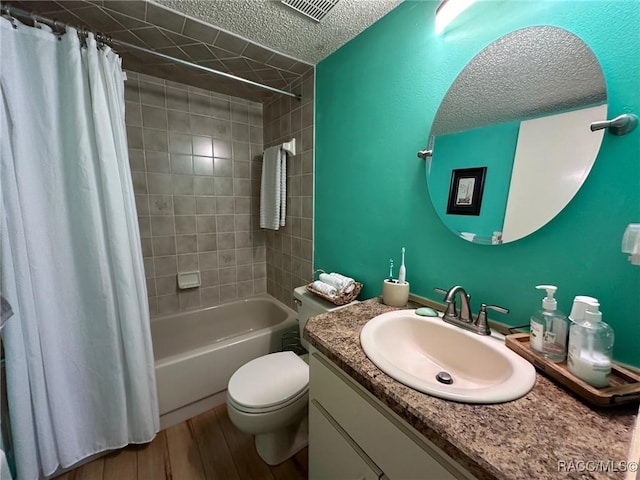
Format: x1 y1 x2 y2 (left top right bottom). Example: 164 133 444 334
436 371 453 385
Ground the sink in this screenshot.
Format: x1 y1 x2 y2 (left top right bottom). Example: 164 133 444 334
360 310 536 403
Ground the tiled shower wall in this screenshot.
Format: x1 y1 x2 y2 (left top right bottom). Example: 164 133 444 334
125 72 266 316
262 69 315 308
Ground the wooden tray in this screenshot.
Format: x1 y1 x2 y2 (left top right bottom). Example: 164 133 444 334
505 333 640 407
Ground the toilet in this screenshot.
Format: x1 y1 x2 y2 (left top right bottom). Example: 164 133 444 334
226 286 355 465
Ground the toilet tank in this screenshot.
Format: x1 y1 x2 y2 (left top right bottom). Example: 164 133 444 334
293 286 358 349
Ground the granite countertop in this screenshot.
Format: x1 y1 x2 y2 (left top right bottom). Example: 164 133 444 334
304 297 640 480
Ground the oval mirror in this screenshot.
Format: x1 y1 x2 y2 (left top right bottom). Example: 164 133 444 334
425 26 607 245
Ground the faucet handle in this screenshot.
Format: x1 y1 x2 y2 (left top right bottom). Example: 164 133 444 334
434 287 448 296
483 304 509 315
475 303 509 335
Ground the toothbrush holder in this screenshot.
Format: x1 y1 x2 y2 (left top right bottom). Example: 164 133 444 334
382 279 410 307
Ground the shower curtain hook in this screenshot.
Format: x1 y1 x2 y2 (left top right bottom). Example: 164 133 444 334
3 5 18 29
31 12 41 29
52 19 64 40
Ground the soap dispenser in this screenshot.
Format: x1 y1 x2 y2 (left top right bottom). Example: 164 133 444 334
530 285 569 362
567 300 614 387
569 295 599 325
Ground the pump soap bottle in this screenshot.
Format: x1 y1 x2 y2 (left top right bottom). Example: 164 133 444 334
530 285 569 362
567 300 614 387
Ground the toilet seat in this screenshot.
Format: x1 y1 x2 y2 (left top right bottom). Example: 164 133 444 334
228 386 308 414
227 351 309 414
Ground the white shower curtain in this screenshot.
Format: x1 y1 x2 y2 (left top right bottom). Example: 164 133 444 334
0 18 159 479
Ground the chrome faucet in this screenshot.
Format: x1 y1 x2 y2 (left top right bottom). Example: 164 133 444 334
435 285 472 323
434 286 509 336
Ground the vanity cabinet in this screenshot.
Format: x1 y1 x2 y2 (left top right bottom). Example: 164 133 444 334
309 349 475 480
309 401 383 479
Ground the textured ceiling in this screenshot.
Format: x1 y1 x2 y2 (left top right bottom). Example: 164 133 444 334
1 0 401 100
2 0 314 101
432 26 607 136
155 0 403 64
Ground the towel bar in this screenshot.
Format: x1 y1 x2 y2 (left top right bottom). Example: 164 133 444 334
282 138 296 156
590 113 637 136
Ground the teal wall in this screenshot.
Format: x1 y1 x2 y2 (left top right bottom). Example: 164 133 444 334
430 121 519 240
315 1 640 366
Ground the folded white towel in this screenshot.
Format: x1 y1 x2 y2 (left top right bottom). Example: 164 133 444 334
319 272 356 294
312 280 337 298
460 231 476 242
260 146 286 230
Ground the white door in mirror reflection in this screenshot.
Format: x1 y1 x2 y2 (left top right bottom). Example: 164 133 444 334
428 104 606 244
502 104 606 242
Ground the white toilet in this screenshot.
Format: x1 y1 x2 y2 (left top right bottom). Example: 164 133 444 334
226 286 354 465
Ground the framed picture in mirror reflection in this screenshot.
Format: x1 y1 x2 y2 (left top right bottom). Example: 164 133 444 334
446 167 487 216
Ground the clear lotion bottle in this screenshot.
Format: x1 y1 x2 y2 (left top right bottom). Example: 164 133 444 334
530 285 569 362
567 301 614 387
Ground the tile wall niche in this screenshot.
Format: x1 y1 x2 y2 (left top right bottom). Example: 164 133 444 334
125 71 266 316
262 69 315 308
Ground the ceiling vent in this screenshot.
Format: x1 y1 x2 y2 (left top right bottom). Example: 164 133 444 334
281 0 340 22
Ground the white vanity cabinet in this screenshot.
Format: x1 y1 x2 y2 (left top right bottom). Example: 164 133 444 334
309 349 476 480
309 400 383 479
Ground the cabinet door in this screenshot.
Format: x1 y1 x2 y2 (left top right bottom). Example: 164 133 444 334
310 352 474 480
309 400 382 480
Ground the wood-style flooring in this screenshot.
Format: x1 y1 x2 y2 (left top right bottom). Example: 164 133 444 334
55 404 308 480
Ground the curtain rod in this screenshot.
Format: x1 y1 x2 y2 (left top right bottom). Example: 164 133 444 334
1 4 302 100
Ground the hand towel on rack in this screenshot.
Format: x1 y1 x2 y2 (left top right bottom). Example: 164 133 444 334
260 146 286 230
279 148 286 227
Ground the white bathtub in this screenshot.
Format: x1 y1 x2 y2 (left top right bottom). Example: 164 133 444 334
151 294 298 428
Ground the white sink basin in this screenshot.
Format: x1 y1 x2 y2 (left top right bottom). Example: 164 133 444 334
360 310 536 403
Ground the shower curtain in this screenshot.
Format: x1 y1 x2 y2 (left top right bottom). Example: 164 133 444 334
0 17 159 479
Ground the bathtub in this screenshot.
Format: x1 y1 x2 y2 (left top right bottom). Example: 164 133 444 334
151 294 298 428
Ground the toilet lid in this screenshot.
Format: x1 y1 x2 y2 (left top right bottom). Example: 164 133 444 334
228 351 309 409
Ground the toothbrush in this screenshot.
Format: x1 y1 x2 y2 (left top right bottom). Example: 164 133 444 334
388 258 394 281
398 247 406 284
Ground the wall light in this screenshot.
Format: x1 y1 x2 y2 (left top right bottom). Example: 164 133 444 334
435 0 476 34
